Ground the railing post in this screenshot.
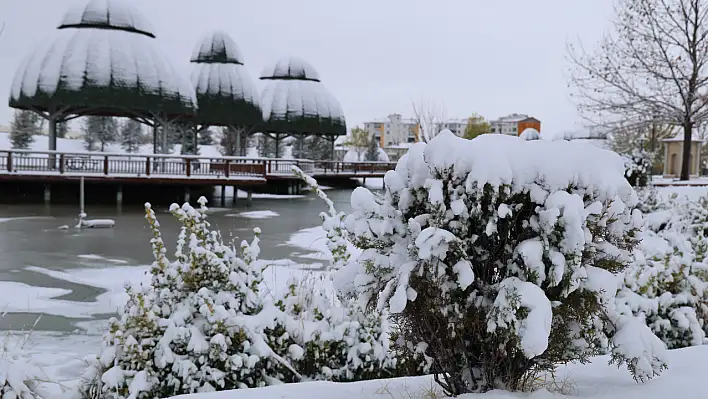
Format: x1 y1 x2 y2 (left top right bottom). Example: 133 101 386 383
103 156 109 175
59 154 65 174
186 158 191 177
268 160 272 174
145 157 151 176
225 160 230 178
6 152 12 172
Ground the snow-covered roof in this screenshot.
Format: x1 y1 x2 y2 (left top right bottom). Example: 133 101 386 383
259 57 346 136
519 128 540 141
490 113 530 124
190 30 244 64
9 0 196 119
59 0 155 38
662 132 702 142
260 56 321 82
190 31 261 126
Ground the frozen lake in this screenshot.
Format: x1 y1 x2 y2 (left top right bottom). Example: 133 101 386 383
0 187 359 333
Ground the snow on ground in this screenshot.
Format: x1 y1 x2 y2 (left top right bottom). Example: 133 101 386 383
225 210 279 219
174 346 708 399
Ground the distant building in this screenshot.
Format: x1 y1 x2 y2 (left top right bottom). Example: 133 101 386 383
490 114 541 136
436 119 469 137
363 113 420 147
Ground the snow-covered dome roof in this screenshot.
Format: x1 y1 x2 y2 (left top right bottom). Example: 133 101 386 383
259 56 346 136
191 30 244 64
9 0 196 120
519 128 540 141
260 56 321 82
59 0 155 38
190 31 262 126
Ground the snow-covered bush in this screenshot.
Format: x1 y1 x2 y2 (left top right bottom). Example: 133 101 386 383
0 332 44 399
620 194 708 349
336 130 667 395
622 149 652 187
84 199 293 398
619 230 708 349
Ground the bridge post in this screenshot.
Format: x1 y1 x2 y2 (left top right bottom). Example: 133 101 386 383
246 189 253 207
220 185 226 207
116 184 123 208
43 184 51 205
184 187 191 204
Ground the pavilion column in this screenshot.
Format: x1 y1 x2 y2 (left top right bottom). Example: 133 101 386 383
299 133 304 158
235 127 241 157
274 133 281 158
152 123 159 154
48 115 58 169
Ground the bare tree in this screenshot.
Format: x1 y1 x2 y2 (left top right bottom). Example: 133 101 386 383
411 96 447 143
568 0 708 180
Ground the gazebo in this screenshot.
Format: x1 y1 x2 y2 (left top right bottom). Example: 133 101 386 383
8 0 196 155
259 56 346 158
190 31 263 156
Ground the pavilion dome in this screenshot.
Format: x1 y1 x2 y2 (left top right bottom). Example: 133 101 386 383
9 0 196 120
259 56 346 136
58 0 155 38
190 31 262 126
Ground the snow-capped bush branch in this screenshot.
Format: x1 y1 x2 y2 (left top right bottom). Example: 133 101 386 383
336 130 667 395
619 191 708 349
83 193 398 398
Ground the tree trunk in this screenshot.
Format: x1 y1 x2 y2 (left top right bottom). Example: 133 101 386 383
680 121 693 181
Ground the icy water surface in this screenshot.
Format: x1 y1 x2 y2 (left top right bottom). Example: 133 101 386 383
0 188 357 332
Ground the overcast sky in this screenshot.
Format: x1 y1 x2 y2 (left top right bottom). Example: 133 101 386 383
0 0 615 138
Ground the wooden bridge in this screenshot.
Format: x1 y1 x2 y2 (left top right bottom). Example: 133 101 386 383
0 149 396 205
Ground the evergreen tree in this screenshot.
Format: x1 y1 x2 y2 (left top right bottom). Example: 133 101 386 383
219 126 249 156
256 133 277 158
198 127 214 145
306 136 332 160
292 134 307 159
178 123 199 155
9 110 38 149
83 116 118 151
56 120 69 139
120 119 143 153
365 135 380 161
153 122 180 154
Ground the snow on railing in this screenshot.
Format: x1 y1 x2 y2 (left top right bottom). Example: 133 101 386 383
0 149 397 179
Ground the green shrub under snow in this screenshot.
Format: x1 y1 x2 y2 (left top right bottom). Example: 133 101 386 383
333 131 667 395
79 197 394 399
619 192 708 349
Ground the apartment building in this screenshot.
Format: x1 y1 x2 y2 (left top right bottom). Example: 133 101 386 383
437 119 468 137
489 113 541 136
363 113 420 147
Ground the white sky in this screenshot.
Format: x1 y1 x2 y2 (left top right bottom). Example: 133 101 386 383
0 0 615 138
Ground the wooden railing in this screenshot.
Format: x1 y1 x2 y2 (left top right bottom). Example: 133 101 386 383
0 149 397 180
